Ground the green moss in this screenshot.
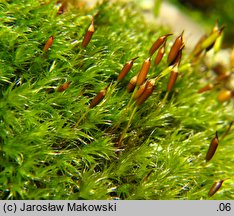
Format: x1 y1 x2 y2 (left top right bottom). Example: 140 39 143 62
0 0 233 200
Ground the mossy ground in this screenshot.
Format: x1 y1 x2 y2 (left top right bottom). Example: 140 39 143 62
0 0 233 200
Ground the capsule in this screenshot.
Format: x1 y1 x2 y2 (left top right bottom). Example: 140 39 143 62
167 64 179 92
43 36 54 52
200 26 224 51
154 43 166 65
205 131 219 162
82 19 95 47
171 46 183 66
149 33 172 56
89 84 109 108
203 22 220 51
205 21 221 52
198 83 214 93
127 75 138 93
57 81 71 92
136 79 155 105
217 89 233 102
208 179 225 197
57 0 68 15
134 81 147 99
117 57 139 81
136 57 151 86
167 31 184 66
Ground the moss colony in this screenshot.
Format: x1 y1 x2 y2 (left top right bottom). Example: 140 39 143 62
0 0 233 199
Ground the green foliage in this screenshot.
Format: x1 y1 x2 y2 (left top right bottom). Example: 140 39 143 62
0 0 233 200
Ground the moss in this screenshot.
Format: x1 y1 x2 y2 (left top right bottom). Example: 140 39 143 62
0 0 233 200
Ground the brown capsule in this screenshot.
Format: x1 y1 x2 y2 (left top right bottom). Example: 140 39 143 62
230 46 234 69
43 36 54 52
198 83 214 93
57 81 71 92
136 79 155 105
57 0 68 15
134 81 147 99
167 64 179 92
205 131 219 162
208 179 225 197
136 57 151 86
89 84 109 108
154 43 166 65
149 33 172 56
127 75 138 93
217 89 233 102
167 31 184 66
171 45 184 66
117 57 139 81
82 19 95 47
